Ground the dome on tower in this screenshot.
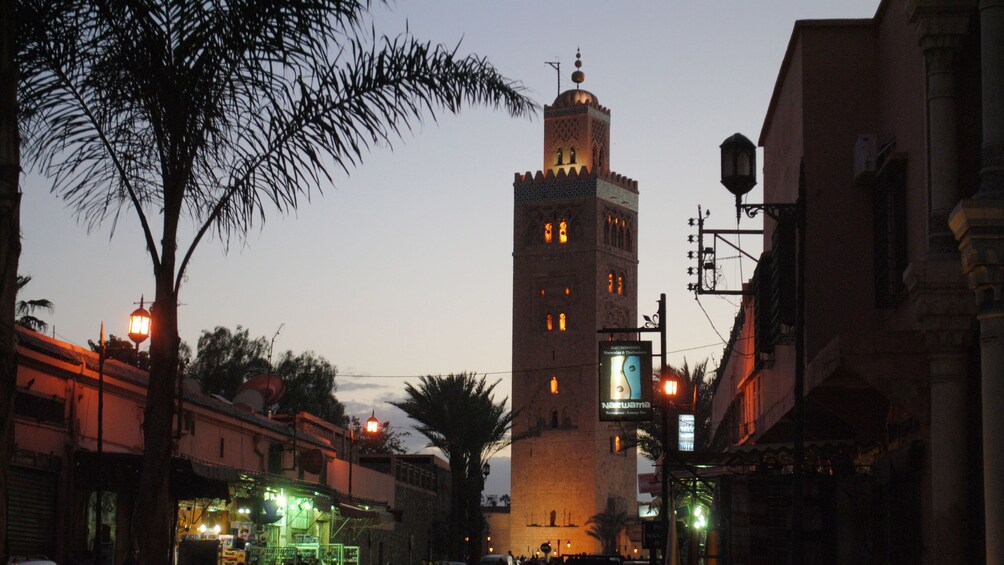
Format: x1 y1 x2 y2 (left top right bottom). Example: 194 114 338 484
551 88 599 108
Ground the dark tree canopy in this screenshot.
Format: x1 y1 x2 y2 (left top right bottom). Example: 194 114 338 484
187 326 271 399
188 325 346 426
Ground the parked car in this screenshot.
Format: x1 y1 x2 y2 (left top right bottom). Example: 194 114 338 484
6 557 57 565
480 555 516 565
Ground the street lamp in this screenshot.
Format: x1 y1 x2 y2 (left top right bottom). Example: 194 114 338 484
658 367 684 565
365 410 380 434
349 412 380 498
127 296 152 353
719 133 806 565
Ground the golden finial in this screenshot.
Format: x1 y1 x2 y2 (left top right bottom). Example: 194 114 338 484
571 48 585 87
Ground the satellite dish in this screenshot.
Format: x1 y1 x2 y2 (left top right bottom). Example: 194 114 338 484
232 388 265 413
237 374 287 405
261 499 283 524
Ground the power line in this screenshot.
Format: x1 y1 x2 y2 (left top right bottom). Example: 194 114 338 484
337 342 727 380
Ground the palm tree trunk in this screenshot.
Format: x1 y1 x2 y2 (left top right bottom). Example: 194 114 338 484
0 0 22 558
135 249 182 562
466 459 486 565
449 456 468 561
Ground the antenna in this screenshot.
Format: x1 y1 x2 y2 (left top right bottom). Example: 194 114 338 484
268 323 284 365
545 60 561 97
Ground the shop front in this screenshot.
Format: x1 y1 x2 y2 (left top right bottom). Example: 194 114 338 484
175 475 372 565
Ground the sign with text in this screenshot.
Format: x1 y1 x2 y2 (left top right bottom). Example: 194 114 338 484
598 341 653 421
679 414 695 451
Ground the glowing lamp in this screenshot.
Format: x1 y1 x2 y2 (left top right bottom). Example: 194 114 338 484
550 376 558 394
660 368 684 404
365 411 380 434
128 296 152 346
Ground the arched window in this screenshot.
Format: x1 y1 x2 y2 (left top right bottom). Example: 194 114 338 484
550 376 559 394
614 435 622 453
569 146 577 164
546 314 553 331
617 275 624 296
593 145 599 170
608 272 615 293
558 220 568 244
626 230 633 252
559 313 567 331
551 411 559 429
564 287 571 296
604 215 612 244
544 222 553 244
556 148 563 166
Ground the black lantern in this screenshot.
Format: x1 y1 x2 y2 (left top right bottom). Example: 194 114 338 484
720 133 758 217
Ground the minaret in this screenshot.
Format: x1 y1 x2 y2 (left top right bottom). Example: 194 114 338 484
509 50 639 557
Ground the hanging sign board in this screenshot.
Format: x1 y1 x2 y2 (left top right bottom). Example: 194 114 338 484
598 341 653 421
679 414 695 451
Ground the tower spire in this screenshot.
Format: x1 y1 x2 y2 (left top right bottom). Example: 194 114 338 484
571 48 585 89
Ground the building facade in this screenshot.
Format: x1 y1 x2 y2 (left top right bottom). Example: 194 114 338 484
509 56 640 557
9 327 446 565
709 0 1004 563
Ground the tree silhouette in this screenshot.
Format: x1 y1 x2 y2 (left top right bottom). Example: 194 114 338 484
392 373 515 562
586 500 637 555
17 0 533 559
15 275 52 333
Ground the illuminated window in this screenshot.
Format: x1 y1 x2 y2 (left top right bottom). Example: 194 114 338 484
550 376 558 394
558 220 568 244
556 148 563 166
569 146 577 164
615 435 622 453
559 313 567 331
608 272 615 293
564 287 571 296
540 288 545 296
617 275 624 295
544 222 553 244
546 314 553 331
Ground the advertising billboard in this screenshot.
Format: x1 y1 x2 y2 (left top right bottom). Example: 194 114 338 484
679 414 695 451
598 341 653 421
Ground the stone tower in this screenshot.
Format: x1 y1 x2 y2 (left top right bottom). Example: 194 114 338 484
509 52 639 557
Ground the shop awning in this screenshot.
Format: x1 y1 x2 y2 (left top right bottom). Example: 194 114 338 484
336 502 396 526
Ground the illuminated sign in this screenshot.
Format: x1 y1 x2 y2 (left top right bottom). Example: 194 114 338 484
598 341 653 421
679 414 695 451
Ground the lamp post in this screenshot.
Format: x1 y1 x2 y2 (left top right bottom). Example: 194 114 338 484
719 133 806 565
349 411 380 498
659 367 683 565
95 300 151 565
598 294 667 564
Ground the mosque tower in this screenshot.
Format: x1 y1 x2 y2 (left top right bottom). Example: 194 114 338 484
509 51 639 556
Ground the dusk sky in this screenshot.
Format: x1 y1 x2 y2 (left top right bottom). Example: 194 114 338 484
20 0 881 496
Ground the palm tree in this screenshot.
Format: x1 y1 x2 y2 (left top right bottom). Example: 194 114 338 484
586 500 637 555
0 0 20 557
16 0 534 559
15 275 53 333
392 373 516 562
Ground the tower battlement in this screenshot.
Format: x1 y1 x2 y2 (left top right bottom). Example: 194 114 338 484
513 166 638 193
